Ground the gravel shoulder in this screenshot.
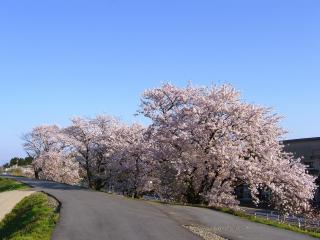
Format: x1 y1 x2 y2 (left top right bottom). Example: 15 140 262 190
0 190 36 221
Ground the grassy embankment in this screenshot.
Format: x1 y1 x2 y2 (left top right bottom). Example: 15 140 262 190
0 177 29 192
0 177 60 240
0 192 59 240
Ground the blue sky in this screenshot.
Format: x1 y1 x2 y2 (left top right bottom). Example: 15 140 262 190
0 1 319 163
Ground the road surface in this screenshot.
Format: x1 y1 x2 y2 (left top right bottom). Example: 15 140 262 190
2 176 315 240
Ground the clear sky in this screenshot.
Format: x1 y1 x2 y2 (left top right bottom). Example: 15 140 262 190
0 1 319 164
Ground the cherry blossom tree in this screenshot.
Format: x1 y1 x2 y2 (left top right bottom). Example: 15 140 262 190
63 115 122 190
23 125 62 157
34 151 80 184
110 123 151 197
23 125 63 179
23 125 80 183
21 82 316 214
139 83 316 214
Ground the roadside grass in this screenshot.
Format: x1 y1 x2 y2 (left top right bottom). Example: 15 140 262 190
0 177 29 193
0 192 60 240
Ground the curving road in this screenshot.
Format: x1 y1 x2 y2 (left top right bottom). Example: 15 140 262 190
2 176 315 240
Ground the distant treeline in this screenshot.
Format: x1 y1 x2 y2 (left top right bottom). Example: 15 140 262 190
2 157 33 168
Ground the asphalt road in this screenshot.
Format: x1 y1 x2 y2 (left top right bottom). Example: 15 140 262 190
2 176 315 240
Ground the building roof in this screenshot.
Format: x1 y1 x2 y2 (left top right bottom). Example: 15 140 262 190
283 137 320 144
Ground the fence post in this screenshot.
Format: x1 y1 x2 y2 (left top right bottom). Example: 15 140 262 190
266 213 269 220
298 219 301 228
254 212 256 218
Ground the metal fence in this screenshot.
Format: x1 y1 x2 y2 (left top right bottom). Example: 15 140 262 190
244 209 320 230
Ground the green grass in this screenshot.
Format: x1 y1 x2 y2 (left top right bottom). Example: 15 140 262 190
0 178 29 193
0 192 60 240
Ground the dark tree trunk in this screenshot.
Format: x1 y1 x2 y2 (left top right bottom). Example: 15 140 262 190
34 169 39 179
